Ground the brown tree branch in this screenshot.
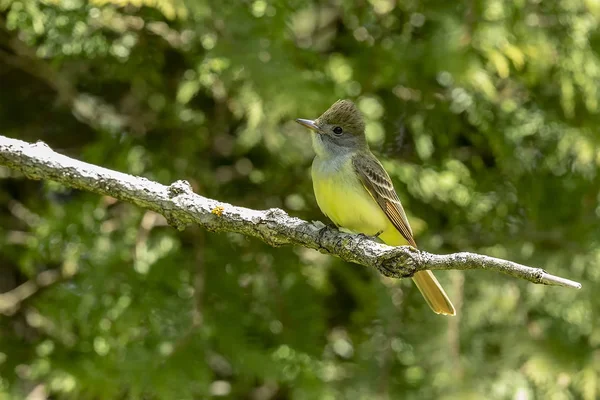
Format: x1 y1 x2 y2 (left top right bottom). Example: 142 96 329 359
0 135 582 290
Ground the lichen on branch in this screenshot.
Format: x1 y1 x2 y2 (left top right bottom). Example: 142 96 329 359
0 135 582 290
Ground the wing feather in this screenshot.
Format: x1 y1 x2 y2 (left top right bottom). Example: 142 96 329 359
352 154 417 248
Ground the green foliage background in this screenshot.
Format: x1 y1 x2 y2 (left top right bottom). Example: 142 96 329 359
1 0 599 398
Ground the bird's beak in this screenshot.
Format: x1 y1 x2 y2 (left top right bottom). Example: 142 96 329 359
295 118 319 132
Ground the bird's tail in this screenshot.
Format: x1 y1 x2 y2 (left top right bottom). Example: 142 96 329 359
412 270 456 315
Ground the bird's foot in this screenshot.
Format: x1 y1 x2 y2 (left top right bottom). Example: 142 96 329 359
357 230 383 242
314 221 338 246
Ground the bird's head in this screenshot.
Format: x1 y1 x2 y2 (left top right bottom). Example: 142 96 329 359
295 99 367 157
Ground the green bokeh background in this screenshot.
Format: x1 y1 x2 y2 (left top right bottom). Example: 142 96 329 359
1 0 599 398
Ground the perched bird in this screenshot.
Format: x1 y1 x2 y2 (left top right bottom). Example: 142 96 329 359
296 99 455 315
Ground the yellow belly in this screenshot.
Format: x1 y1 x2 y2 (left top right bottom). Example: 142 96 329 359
312 157 393 239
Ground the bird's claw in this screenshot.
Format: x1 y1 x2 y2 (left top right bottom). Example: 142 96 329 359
356 230 383 242
316 222 338 246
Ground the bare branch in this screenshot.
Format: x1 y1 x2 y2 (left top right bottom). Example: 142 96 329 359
0 135 582 290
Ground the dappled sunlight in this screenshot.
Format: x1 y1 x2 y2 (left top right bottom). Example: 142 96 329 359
0 0 599 399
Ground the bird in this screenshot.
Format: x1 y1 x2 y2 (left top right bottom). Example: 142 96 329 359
295 99 455 315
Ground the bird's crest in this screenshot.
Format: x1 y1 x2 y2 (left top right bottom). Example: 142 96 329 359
317 99 365 135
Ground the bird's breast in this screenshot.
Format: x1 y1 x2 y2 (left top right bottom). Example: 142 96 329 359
311 155 389 236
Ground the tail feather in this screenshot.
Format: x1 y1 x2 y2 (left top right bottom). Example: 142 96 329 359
412 270 456 316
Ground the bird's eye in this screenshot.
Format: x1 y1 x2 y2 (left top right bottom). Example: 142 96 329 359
333 126 343 135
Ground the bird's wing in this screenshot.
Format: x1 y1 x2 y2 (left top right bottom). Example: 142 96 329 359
352 153 417 247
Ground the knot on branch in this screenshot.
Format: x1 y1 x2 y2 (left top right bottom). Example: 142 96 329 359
376 246 420 278
253 211 291 247
265 207 288 219
168 180 193 198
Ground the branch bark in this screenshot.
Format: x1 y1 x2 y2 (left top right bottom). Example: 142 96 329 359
0 135 582 289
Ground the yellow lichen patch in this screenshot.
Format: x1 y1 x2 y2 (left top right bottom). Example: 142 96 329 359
211 206 224 216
